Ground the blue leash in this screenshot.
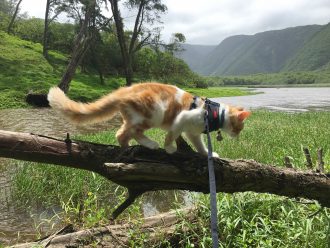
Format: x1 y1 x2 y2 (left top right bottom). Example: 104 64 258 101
205 107 219 248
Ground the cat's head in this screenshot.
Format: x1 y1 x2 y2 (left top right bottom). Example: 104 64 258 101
223 106 251 138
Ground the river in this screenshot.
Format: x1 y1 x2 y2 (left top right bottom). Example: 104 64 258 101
1 87 330 245
214 87 330 111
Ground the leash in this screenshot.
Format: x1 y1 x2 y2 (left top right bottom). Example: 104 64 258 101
190 97 222 247
204 101 219 248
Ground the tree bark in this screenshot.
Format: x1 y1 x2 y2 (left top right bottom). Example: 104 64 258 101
7 0 23 34
57 0 96 93
42 0 51 59
0 129 329 218
109 0 133 86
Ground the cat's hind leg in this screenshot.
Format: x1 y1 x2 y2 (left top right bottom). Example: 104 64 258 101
132 125 159 149
133 131 159 149
164 112 187 154
116 123 132 148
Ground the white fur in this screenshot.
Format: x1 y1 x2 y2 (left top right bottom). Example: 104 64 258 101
151 101 167 127
164 103 229 157
175 87 185 104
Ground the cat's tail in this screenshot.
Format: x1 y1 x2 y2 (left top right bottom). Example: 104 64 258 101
47 87 120 124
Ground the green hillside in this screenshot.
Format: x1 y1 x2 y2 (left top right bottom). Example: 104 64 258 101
179 24 330 77
0 31 125 109
198 25 323 76
197 35 253 75
0 31 246 109
0 31 57 108
283 23 330 71
176 43 216 71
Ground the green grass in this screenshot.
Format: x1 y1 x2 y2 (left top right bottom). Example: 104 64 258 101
0 31 127 109
12 111 330 246
172 111 330 247
0 31 252 110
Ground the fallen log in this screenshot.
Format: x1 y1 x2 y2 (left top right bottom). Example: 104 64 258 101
11 207 194 248
0 129 329 220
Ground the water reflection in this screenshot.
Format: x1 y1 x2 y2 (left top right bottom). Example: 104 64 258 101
0 108 120 244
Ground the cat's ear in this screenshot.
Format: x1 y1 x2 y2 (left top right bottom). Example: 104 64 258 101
237 110 251 121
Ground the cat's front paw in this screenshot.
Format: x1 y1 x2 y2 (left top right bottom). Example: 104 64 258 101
165 144 177 154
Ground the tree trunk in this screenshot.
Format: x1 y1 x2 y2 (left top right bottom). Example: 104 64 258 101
7 0 23 34
0 129 329 219
57 0 95 93
42 0 51 59
125 57 133 86
109 0 132 86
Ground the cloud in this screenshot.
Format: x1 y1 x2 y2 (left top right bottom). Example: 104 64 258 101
20 0 45 18
20 0 330 45
161 0 330 45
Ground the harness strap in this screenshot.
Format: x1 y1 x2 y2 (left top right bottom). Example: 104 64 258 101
205 108 219 248
189 96 198 110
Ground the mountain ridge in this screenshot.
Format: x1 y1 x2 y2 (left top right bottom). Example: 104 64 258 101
177 23 330 76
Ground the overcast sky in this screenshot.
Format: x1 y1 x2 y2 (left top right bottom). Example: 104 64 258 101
21 0 330 45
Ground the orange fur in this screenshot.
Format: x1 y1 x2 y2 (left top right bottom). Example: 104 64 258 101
48 82 250 155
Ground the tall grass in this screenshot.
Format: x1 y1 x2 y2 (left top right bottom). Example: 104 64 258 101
172 111 330 247
12 111 330 246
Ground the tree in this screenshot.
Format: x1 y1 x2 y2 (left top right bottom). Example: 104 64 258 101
7 0 22 34
108 0 167 86
57 0 97 93
43 0 67 59
57 0 113 92
165 32 186 55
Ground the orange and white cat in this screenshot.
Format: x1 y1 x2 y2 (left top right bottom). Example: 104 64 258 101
48 82 250 157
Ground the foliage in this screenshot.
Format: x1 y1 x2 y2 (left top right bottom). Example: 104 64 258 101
165 32 186 55
14 17 44 43
134 47 201 86
205 70 330 87
0 29 204 109
109 0 168 85
168 111 330 247
174 194 330 248
0 31 127 109
283 23 330 71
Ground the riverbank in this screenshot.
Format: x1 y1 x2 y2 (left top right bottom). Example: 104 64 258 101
0 82 252 110
6 110 329 247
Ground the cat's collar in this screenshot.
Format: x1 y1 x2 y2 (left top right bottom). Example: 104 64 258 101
190 97 225 133
189 96 199 110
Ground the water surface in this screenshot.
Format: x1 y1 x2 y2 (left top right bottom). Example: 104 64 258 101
213 87 330 112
